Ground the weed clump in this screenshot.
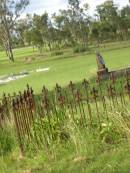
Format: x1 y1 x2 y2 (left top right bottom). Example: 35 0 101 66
73 46 87 53
51 51 64 56
0 127 15 156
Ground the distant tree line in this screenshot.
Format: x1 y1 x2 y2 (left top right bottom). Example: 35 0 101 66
0 0 130 61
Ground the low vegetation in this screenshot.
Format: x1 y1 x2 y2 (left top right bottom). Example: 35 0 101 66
1 103 130 173
0 0 130 172
1 74 130 172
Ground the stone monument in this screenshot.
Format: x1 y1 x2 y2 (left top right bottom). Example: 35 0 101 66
96 52 108 80
96 52 130 81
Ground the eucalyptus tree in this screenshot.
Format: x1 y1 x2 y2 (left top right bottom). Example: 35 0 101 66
119 5 130 40
0 0 29 61
54 0 90 48
16 19 28 46
89 21 101 46
96 0 119 41
16 14 33 47
67 0 90 48
31 13 55 52
52 12 72 48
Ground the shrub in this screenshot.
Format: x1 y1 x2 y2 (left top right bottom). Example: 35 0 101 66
73 46 87 53
100 122 121 144
80 47 87 52
73 46 80 53
51 51 64 56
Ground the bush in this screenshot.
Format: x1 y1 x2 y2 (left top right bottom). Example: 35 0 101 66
80 47 87 52
100 122 122 144
73 46 80 53
0 127 15 156
73 46 87 53
51 51 64 56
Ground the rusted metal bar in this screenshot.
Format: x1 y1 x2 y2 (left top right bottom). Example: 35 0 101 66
82 79 93 127
12 99 24 154
69 81 78 114
91 87 101 129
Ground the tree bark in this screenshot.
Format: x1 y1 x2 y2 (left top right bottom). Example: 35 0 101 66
8 40 14 62
3 15 14 62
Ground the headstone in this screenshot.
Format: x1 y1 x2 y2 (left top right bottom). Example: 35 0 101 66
96 53 130 81
96 52 108 80
96 52 106 70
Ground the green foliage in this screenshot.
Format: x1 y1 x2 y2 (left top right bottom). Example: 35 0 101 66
100 122 123 144
0 127 15 156
73 46 87 53
1 0 130 61
1 110 130 172
51 51 64 56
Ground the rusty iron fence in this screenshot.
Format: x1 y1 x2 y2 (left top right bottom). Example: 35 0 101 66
1 72 130 154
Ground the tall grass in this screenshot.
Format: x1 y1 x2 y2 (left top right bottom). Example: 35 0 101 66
1 103 130 172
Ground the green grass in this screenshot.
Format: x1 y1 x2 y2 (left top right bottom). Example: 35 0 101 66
0 41 130 172
0 41 130 96
1 109 130 173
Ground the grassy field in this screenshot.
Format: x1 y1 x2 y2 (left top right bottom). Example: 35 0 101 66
0 41 130 173
0 41 130 96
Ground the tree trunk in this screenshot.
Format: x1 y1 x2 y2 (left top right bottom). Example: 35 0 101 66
48 42 52 51
7 39 14 62
3 15 14 62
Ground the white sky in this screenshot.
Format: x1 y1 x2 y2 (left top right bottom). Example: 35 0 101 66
23 0 129 17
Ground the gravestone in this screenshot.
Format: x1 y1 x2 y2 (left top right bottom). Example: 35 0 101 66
96 52 130 81
96 52 108 80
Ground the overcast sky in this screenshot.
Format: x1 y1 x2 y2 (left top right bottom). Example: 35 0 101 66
23 0 129 17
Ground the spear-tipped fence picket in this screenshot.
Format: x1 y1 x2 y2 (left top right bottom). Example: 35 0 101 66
1 72 130 154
